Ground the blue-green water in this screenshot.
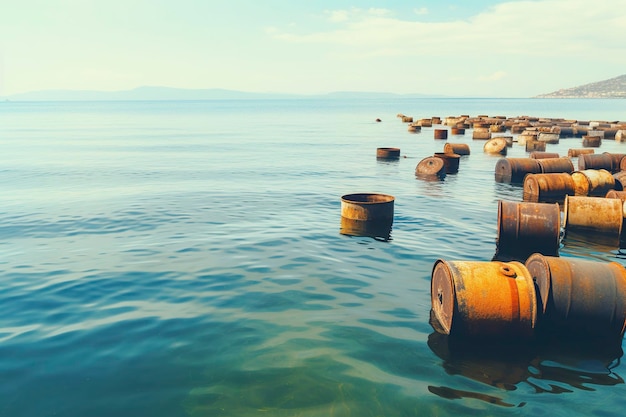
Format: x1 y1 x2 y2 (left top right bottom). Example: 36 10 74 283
1 98 626 416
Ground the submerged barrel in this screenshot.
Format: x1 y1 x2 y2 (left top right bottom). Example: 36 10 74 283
430 259 537 338
525 141 546 152
340 193 394 223
568 148 594 158
525 254 626 340
376 147 400 159
434 129 448 140
495 157 542 183
583 136 602 147
495 200 560 261
563 195 623 240
483 137 507 155
433 152 460 174
577 153 613 171
537 157 574 174
443 143 470 156
416 157 446 177
571 169 615 196
530 151 559 159
523 173 576 203
450 127 465 135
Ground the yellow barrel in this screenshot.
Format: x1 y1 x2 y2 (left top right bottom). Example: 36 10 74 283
570 169 615 196
340 193 394 223
430 259 537 338
525 254 626 340
523 173 575 203
563 195 623 240
537 157 574 174
443 143 470 155
483 137 507 155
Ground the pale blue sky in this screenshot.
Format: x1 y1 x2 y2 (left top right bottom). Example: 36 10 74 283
0 0 624 97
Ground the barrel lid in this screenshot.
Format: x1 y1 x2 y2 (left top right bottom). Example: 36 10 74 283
483 137 507 154
524 253 552 314
430 259 455 335
416 157 445 177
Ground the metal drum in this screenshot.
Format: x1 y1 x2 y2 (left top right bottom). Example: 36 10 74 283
570 169 615 196
577 153 613 171
433 153 460 174
416 157 446 177
568 148 594 158
525 254 626 340
563 195 623 241
495 200 560 262
340 193 394 223
376 147 400 159
430 259 537 338
537 157 574 174
434 129 448 140
483 137 507 155
443 143 470 156
523 173 575 203
530 152 559 159
582 136 602 147
494 158 542 183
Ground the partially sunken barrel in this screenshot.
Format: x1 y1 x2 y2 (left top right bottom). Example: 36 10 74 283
376 147 400 159
568 148 594 158
583 136 602 147
443 143 470 156
433 153 460 174
434 129 448 140
416 157 446 177
563 195 623 240
571 169 615 196
577 153 613 171
523 173 576 203
530 152 559 159
495 200 560 261
525 254 626 340
495 157 542 183
340 193 395 222
430 259 537 338
536 157 574 174
450 127 465 135
525 141 546 152
483 137 507 155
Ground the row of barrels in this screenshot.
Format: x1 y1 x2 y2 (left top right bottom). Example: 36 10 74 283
430 253 626 341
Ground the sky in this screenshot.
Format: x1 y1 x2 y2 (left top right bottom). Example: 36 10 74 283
0 0 624 98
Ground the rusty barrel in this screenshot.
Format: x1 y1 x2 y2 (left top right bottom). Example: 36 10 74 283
577 152 613 171
340 193 394 224
604 152 626 173
605 189 626 206
434 129 448 140
340 216 392 241
495 200 560 261
613 171 626 191
570 169 615 196
530 151 559 159
416 157 446 177
483 137 507 155
494 157 542 183
450 127 465 135
430 259 537 338
376 147 400 159
583 135 602 147
563 195 623 242
525 254 626 340
568 148 594 158
525 141 546 152
523 173 575 203
433 152 460 174
443 143 470 156
407 124 421 133
536 157 574 174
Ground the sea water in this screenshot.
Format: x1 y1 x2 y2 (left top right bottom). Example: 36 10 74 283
2 98 626 416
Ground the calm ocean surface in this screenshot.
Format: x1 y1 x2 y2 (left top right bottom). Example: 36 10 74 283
2 98 626 417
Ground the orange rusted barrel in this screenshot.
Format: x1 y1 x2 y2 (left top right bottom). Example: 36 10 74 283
583 135 602 147
525 254 626 340
605 189 626 205
376 147 400 159
340 193 394 223
568 148 594 157
494 157 542 183
495 200 560 262
443 143 470 156
430 259 537 338
434 129 448 140
530 151 559 159
433 152 460 174
612 171 626 191
525 141 546 152
563 195 623 240
416 157 446 177
570 169 615 196
523 173 575 203
472 130 491 140
450 127 465 135
577 153 613 171
536 157 574 174
483 137 507 155
407 124 421 133
604 152 626 172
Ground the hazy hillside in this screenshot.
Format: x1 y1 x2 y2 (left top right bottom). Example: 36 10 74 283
536 74 626 98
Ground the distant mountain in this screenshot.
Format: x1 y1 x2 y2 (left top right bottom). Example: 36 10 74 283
1 86 441 101
535 74 626 98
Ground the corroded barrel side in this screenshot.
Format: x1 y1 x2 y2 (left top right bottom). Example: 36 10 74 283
523 173 575 203
376 147 401 159
537 157 574 174
340 193 395 222
495 158 542 183
443 143 470 156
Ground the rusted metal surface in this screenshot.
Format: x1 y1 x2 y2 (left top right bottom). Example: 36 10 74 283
523 173 575 203
416 156 446 177
495 200 560 261
525 140 546 152
433 152 460 174
430 259 537 338
537 157 574 174
568 148 594 157
483 137 507 155
563 195 623 241
604 152 626 173
570 169 615 196
605 189 626 204
339 216 392 241
340 193 394 222
494 157 542 183
611 172 626 191
376 147 400 159
443 143 470 156
582 135 602 147
434 129 448 140
525 254 626 339
530 151 559 159
577 152 612 171
450 127 465 135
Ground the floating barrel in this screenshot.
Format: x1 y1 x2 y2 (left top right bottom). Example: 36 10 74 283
416 157 446 177
433 152 460 174
340 193 394 224
578 152 613 171
563 195 623 241
434 129 448 140
340 216 391 241
443 143 470 155
570 169 615 196
536 157 574 174
525 141 546 152
616 130 626 142
407 124 421 133
376 147 400 159
583 135 602 147
523 173 575 203
538 132 560 144
530 151 559 159
495 200 560 262
525 254 626 340
472 129 491 140
495 157 542 183
450 127 465 135
613 171 626 191
604 152 626 172
605 189 626 205
483 137 507 155
401 116 413 123
418 118 432 127
568 148 594 158
430 259 537 338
